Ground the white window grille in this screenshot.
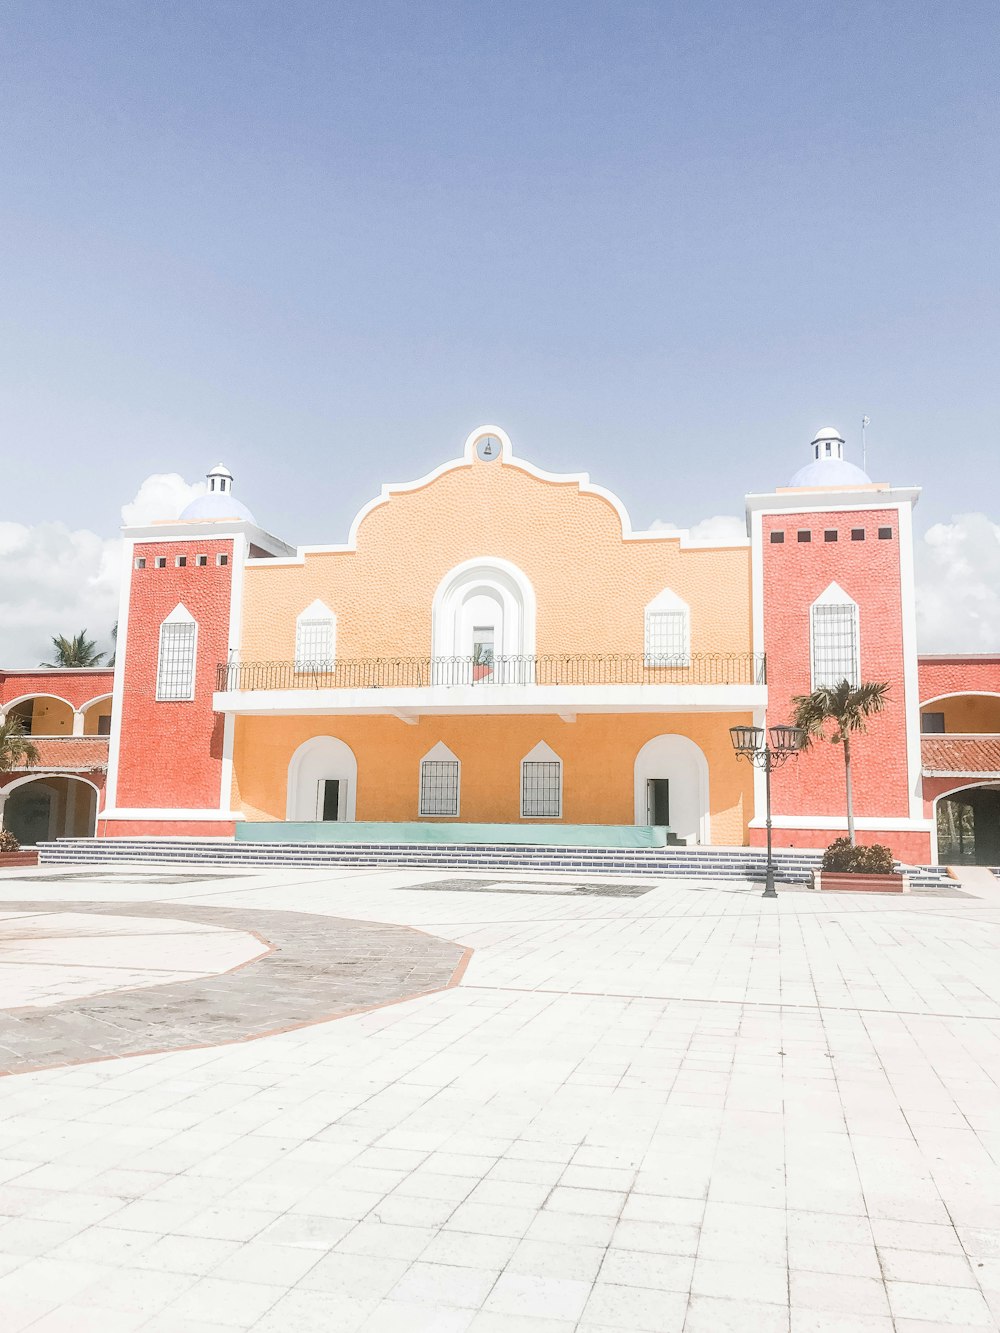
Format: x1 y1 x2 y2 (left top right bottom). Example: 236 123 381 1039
520 741 562 817
645 611 689 665
295 601 336 671
156 607 197 700
644 588 691 666
811 585 860 688
419 759 460 816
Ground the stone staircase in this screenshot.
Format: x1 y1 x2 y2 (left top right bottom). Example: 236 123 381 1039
34 837 953 888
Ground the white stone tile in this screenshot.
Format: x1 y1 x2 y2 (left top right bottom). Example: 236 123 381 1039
482 1271 592 1320
581 1282 687 1331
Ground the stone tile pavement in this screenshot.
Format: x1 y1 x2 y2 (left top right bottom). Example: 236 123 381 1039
0 863 999 1330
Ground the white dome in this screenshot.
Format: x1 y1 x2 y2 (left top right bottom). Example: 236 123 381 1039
787 457 872 488
179 492 257 523
812 426 845 443
178 462 256 523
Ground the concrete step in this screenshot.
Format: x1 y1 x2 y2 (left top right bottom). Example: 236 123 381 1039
35 837 952 887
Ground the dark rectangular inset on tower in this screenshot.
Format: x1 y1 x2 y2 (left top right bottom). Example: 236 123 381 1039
769 531 784 544
824 530 838 542
797 530 811 543
878 527 893 540
851 528 865 541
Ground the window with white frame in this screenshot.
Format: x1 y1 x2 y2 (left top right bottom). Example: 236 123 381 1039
294 600 336 671
810 583 860 688
644 587 691 666
156 605 197 700
419 743 460 816
520 741 562 818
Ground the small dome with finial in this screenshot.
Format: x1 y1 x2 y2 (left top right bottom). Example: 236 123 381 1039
787 427 872 487
179 464 257 523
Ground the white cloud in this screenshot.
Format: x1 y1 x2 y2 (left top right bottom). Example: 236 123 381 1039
0 473 207 666
916 512 1000 652
120 473 206 527
650 514 747 544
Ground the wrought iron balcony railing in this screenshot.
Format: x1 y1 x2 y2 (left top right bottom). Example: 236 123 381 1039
217 652 766 693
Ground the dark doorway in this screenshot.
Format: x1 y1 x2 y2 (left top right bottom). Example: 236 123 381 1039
320 780 340 822
936 788 1000 865
647 778 670 826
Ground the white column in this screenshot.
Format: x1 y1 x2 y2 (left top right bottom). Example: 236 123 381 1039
72 709 85 736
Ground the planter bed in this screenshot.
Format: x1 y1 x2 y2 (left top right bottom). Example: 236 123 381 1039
814 870 907 893
0 851 39 868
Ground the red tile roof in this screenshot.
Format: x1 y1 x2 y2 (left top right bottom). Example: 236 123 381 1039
9 737 109 772
921 736 1000 776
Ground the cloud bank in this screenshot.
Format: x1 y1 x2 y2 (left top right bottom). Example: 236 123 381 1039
915 512 1000 653
0 473 205 666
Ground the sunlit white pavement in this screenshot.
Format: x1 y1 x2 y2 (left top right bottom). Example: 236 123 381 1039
0 909 266 1009
0 862 999 1332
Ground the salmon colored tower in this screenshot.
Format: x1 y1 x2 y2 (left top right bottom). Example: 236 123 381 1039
101 465 292 836
747 428 930 862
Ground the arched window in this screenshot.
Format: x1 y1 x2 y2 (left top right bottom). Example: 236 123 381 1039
419 742 461 817
295 600 336 672
521 741 562 818
811 582 860 688
644 587 691 666
432 559 536 683
156 605 197 700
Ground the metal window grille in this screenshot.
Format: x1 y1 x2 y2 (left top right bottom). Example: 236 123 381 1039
295 619 335 671
419 760 459 816
644 611 689 666
156 622 197 699
521 760 561 817
811 603 859 688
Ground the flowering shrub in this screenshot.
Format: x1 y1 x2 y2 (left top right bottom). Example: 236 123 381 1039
821 838 895 874
0 830 21 852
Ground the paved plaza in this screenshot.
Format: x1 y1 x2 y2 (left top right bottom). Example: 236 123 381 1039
1 863 1000 1331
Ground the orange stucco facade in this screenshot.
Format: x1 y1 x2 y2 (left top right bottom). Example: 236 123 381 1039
238 452 752 664
232 711 754 841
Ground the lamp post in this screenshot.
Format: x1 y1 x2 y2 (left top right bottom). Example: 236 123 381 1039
730 723 805 899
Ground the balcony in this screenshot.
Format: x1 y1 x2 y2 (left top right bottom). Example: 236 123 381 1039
214 653 767 720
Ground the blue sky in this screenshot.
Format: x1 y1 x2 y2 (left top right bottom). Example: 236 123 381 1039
2 0 998 554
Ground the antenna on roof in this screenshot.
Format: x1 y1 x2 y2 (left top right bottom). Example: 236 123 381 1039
861 416 870 473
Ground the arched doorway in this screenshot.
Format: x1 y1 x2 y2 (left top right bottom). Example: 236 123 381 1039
2 775 99 845
935 785 1000 866
286 736 358 822
633 735 711 845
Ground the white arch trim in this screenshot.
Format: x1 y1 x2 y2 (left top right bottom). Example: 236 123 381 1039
285 736 358 821
0 773 102 802
250 424 749 567
81 693 114 712
431 556 537 659
2 693 77 713
921 691 1000 707
633 734 711 845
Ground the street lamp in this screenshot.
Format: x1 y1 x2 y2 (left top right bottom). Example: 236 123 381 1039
730 723 805 899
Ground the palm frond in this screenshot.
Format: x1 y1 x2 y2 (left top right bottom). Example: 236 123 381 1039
0 716 40 773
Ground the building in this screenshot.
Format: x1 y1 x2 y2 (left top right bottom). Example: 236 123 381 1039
8 426 999 863
0 668 115 842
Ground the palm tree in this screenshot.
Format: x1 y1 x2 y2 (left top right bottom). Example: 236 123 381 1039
0 715 40 774
791 679 889 846
41 631 106 668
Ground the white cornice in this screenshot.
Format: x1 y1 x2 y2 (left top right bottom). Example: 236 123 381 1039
125 520 294 557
